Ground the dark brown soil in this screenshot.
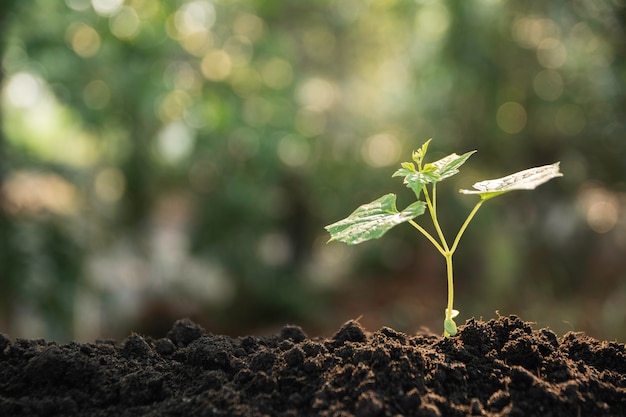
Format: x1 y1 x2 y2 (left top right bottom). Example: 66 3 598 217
1 315 624 416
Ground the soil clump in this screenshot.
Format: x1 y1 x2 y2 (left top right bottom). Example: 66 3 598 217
1 315 624 416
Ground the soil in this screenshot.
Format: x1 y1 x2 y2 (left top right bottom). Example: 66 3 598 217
1 315 624 417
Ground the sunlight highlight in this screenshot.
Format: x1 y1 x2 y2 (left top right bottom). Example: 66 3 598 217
537 38 568 69
156 122 196 164
91 0 123 16
158 90 192 121
577 183 620 234
1 171 81 215
232 13 264 41
261 58 293 90
512 17 561 49
109 6 140 40
497 102 527 134
296 78 338 112
201 50 232 81
414 3 450 40
175 1 216 34
278 135 310 167
4 72 43 108
361 133 401 168
66 22 101 57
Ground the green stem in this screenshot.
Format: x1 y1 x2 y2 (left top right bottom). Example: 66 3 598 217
416 182 485 337
423 185 450 252
408 220 445 256
445 253 454 320
450 200 484 254
443 199 485 336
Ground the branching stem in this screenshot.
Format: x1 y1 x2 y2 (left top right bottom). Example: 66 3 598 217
417 185 485 336
423 185 450 253
408 219 445 256
451 200 484 254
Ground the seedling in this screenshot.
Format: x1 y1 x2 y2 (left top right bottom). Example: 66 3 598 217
325 139 562 336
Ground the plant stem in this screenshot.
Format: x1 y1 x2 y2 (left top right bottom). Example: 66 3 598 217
408 220 445 256
411 184 485 337
443 199 484 336
423 185 450 252
445 253 454 319
424 183 457 336
450 200 484 254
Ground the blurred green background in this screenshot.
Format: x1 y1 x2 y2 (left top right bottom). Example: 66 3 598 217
1 0 625 342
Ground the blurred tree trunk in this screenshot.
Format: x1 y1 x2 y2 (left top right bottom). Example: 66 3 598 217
0 0 22 331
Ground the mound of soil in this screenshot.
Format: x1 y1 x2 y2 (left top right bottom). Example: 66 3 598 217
1 315 624 416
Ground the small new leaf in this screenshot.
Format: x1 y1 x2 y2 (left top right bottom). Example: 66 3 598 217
394 150 476 198
392 169 430 199
460 162 562 200
412 139 432 166
325 194 426 245
392 162 417 180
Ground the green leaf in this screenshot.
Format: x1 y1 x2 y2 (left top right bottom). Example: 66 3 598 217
392 166 429 198
411 138 432 166
424 150 477 181
459 162 562 200
325 194 426 245
394 150 476 198
392 162 416 179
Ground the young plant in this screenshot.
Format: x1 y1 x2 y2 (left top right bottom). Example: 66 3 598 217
325 139 562 337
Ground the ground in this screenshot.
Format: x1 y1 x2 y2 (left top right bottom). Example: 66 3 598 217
1 315 624 416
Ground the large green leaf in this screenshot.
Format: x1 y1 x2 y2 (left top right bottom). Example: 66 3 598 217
426 150 476 181
325 194 426 245
459 162 562 200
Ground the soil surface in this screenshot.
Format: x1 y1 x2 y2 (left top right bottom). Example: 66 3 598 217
1 315 625 416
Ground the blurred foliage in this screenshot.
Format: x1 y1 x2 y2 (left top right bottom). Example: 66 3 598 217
1 0 625 341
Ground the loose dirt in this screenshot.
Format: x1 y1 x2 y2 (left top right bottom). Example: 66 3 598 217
1 315 624 416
